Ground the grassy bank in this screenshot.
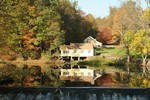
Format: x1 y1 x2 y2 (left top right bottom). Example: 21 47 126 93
96 47 126 57
0 58 64 67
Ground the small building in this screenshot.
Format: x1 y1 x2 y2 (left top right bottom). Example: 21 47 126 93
60 43 94 60
84 36 102 48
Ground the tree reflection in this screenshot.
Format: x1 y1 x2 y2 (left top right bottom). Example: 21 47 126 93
0 64 64 87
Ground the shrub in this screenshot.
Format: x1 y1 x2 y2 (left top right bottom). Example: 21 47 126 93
128 74 143 87
77 57 107 67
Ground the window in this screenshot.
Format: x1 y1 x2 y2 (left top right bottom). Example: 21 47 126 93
63 72 69 75
81 72 84 76
88 50 91 53
88 72 91 76
73 50 77 53
74 72 77 76
81 50 84 53
63 50 69 54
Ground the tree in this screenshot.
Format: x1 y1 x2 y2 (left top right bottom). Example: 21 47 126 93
112 0 143 63
129 30 150 76
0 0 100 59
57 0 98 44
82 14 98 38
56 0 82 44
107 7 118 28
0 0 24 54
0 0 65 59
145 0 150 5
123 30 135 63
142 7 150 28
96 27 112 44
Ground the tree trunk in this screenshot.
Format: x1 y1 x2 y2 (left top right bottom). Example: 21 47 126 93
125 45 131 63
125 45 131 81
142 54 148 77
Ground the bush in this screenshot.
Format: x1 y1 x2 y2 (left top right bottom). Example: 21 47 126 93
128 74 143 87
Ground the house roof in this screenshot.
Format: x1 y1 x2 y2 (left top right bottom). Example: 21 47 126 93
84 36 102 43
84 36 102 45
84 36 96 41
60 43 93 50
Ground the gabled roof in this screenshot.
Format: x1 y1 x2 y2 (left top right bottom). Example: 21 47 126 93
86 36 95 40
84 36 102 44
60 43 93 50
84 36 97 42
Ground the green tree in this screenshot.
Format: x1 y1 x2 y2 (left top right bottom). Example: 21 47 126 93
123 30 135 63
56 0 98 44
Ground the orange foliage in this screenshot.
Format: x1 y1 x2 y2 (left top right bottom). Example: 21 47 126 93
22 32 37 50
28 6 37 17
96 27 112 44
112 8 126 36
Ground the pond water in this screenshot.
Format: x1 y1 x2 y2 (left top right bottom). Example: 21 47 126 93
0 87 149 100
0 64 104 87
0 64 149 100
0 63 144 87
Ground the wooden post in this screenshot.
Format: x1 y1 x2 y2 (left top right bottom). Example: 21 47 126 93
78 57 80 61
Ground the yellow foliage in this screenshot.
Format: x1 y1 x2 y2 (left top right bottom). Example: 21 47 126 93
129 29 150 54
143 47 148 54
142 79 148 86
142 8 150 22
28 6 37 17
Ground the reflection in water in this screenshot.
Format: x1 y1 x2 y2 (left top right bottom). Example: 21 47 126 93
0 64 103 87
0 64 147 88
0 64 62 87
60 64 103 86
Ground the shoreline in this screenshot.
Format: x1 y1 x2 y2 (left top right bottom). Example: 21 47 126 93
0 58 65 67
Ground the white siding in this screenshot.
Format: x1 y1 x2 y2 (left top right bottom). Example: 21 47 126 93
60 69 94 77
61 49 94 57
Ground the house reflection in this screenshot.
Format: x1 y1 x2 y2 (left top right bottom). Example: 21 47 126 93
60 65 97 84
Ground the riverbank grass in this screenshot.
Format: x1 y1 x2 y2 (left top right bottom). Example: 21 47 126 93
96 47 126 57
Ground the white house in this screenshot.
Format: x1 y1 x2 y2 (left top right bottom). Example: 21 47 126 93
60 43 94 60
84 36 102 48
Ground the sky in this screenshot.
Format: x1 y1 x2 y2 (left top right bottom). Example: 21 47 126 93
75 0 148 18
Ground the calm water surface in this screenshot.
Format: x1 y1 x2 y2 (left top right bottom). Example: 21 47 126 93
0 64 148 100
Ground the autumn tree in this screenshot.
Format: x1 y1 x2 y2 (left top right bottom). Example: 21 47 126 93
123 30 135 63
112 0 144 63
106 7 118 28
96 27 112 44
129 30 150 76
0 0 100 59
0 0 64 59
94 7 118 46
142 7 150 28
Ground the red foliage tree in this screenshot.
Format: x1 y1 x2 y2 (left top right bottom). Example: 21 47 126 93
96 27 112 44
